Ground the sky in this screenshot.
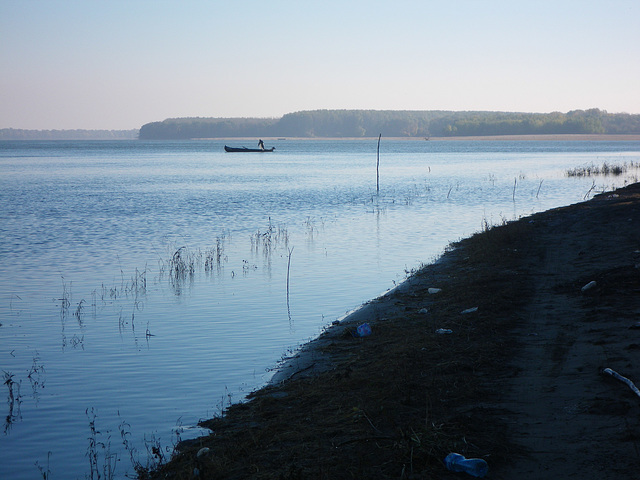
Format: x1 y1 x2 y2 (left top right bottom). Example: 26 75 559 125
1 0 639 130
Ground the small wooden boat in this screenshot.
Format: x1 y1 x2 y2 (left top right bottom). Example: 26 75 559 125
224 145 275 152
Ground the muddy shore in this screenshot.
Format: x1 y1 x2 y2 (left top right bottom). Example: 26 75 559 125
147 182 640 480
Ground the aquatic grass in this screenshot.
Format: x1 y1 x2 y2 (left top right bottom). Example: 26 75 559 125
169 247 197 281
90 410 177 480
58 277 71 319
99 268 148 303
251 218 289 256
3 370 22 433
204 235 228 273
35 451 52 480
304 216 322 240
118 415 182 479
85 408 117 480
119 415 144 476
166 237 231 288
129 268 148 298
566 160 639 177
74 299 86 325
143 433 168 471
117 307 138 343
3 354 45 433
27 352 46 400
166 247 199 295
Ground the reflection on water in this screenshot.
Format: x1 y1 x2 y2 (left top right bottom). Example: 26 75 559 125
0 139 639 479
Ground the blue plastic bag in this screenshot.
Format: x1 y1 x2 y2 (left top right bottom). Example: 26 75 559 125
355 322 372 337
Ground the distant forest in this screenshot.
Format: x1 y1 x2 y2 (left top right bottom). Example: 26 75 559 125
138 109 640 140
0 129 139 140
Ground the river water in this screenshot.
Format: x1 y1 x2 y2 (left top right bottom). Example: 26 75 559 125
1 139 639 479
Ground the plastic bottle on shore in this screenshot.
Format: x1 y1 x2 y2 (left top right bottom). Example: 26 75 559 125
444 453 488 478
355 322 372 337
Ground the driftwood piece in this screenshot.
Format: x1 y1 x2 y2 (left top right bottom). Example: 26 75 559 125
603 368 640 399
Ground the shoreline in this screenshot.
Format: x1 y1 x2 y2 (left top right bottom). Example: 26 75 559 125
267 261 452 385
149 182 640 479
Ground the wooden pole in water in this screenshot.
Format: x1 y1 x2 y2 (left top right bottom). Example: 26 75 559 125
286 247 294 297
286 246 294 323
376 133 381 193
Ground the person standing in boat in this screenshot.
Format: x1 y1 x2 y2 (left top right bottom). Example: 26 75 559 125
258 139 265 150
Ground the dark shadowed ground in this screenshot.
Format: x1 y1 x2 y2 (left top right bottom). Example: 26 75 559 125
145 182 640 480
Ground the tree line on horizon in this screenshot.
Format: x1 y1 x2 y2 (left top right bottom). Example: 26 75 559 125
138 109 640 140
0 128 139 140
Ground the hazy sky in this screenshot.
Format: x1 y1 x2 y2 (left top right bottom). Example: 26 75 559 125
2 0 639 130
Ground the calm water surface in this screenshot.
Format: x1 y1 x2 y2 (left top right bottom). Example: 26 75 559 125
1 139 639 479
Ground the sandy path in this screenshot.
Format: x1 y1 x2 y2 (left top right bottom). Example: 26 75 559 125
493 192 640 479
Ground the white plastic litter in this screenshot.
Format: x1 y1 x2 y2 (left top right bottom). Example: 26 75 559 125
428 288 442 294
581 281 597 292
197 447 210 458
419 308 429 314
461 307 478 314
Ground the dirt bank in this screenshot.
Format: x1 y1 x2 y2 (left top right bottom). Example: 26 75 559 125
146 183 640 480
